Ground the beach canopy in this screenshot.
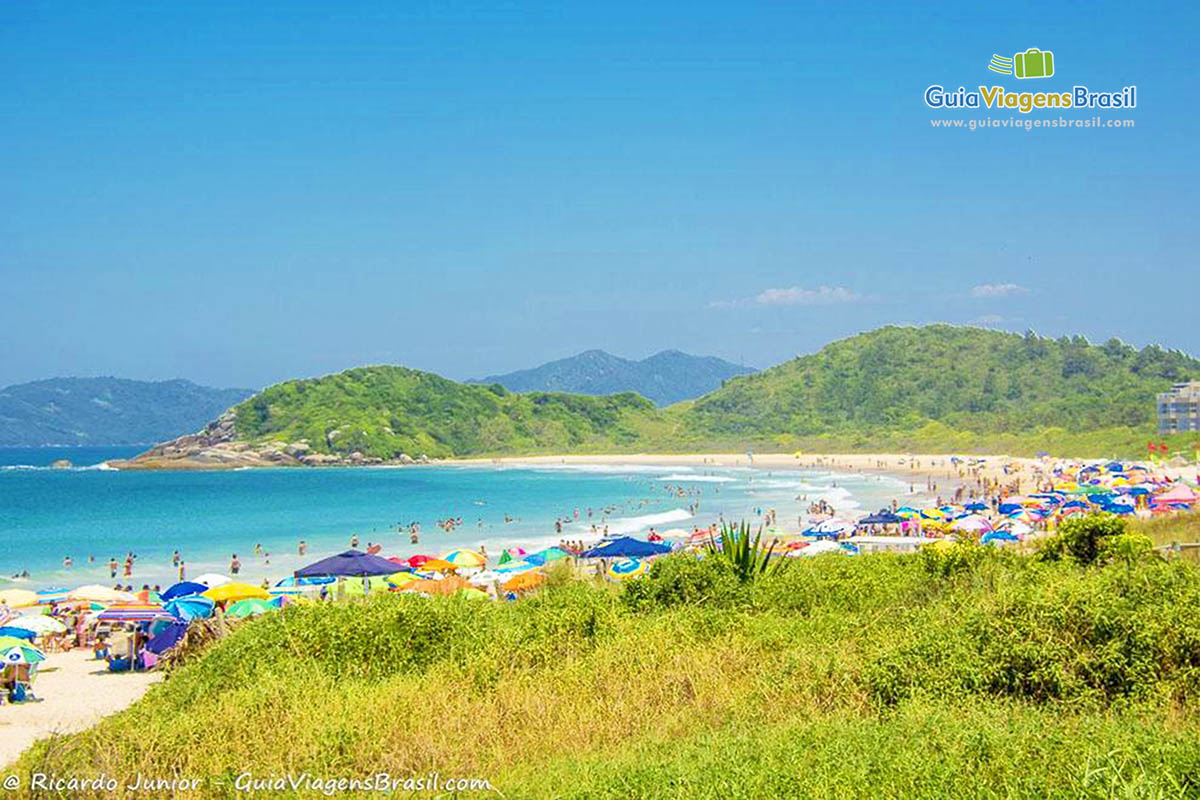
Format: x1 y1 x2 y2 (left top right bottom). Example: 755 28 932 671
97 601 175 624
859 512 904 525
203 583 271 603
0 636 46 665
160 581 209 601
580 537 671 559
193 573 232 589
9 614 66 635
35 588 70 605
296 549 400 578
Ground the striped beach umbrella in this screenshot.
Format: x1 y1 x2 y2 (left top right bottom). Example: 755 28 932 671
36 587 70 605
0 635 46 665
442 548 487 568
96 601 176 624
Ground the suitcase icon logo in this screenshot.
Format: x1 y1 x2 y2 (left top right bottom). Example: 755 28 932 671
988 48 1055 79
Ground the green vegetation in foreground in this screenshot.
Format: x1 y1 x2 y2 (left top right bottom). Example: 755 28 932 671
17 514 1200 799
224 325 1200 460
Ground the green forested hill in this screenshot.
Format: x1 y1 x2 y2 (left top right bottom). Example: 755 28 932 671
232 365 674 459
683 325 1200 455
221 326 1200 460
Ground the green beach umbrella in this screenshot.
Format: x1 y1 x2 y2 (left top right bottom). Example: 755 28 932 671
225 599 280 619
0 635 46 665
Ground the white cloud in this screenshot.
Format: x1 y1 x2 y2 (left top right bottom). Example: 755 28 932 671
710 285 862 309
755 285 861 306
970 283 1028 298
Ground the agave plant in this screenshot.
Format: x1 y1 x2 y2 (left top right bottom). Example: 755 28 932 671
705 521 780 583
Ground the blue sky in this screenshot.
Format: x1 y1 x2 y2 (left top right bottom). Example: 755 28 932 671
2 1 1196 389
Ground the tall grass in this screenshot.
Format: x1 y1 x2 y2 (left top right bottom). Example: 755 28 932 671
14 550 1200 798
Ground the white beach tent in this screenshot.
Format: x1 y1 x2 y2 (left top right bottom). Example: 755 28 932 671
193 573 232 589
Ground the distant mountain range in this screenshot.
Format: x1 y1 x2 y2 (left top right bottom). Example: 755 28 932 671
0 378 255 447
471 349 756 406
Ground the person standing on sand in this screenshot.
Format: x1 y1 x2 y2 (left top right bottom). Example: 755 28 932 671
178 560 186 581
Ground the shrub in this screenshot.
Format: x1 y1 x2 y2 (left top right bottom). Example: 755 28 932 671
622 553 746 611
1037 513 1128 566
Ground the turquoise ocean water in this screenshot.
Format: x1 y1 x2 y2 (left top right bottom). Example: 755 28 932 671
0 448 908 588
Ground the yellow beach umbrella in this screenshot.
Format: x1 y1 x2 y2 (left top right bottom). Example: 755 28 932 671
420 558 458 572
388 572 419 587
204 582 271 603
0 589 38 609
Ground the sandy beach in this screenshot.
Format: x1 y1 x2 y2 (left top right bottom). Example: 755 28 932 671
0 650 161 768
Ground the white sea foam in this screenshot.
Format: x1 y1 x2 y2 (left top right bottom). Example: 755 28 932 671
576 507 692 535
657 474 737 483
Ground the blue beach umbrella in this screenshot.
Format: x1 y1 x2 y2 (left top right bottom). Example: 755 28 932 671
163 595 215 622
296 550 399 578
580 537 671 559
525 547 571 566
161 581 209 601
606 558 648 581
0 627 36 640
145 622 188 655
36 587 70 605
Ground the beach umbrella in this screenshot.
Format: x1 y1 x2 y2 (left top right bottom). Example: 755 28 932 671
35 587 70 605
193 573 232 589
963 502 988 511
859 512 904 525
163 595 215 622
789 540 846 558
466 570 502 586
981 531 1020 545
502 570 546 593
441 548 487 568
400 575 472 596
145 622 187 655
0 636 46 666
0 589 39 609
525 547 571 566
951 514 993 533
203 583 270 603
580 537 671 559
493 559 536 574
97 601 176 624
419 558 458 572
606 558 648 581
68 585 136 603
0 626 36 640
160 581 209 601
387 572 420 588
274 575 335 587
9 614 66 635
296 550 402 578
225 598 280 619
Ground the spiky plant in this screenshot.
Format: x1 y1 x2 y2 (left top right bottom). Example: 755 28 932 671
705 521 780 583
